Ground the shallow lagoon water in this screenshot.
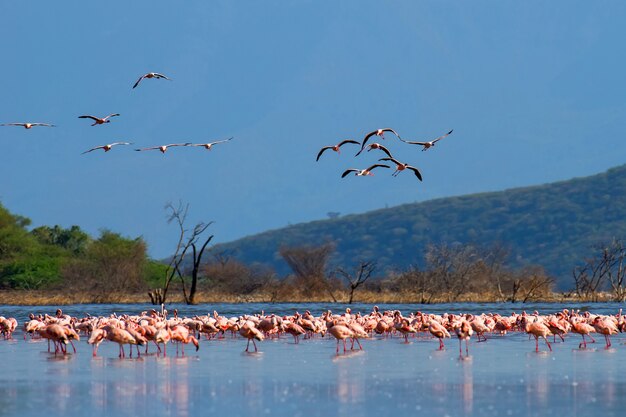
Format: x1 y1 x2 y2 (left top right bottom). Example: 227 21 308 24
0 302 624 417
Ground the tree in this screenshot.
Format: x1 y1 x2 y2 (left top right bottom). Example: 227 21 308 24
279 243 336 300
515 266 554 303
31 225 91 254
62 230 148 300
426 243 479 301
148 202 213 305
573 239 626 301
335 261 376 304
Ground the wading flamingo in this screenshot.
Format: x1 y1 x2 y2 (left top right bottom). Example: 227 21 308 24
327 323 354 354
239 321 264 352
454 319 473 358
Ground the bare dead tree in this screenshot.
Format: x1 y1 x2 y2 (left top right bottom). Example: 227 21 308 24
426 243 479 302
600 239 626 301
148 202 213 305
335 261 376 304
518 266 554 303
279 243 337 301
572 240 619 301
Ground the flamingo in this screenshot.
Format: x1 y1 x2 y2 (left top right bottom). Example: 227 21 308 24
570 317 596 349
82 142 132 154
378 157 423 180
401 129 453 151
88 327 107 357
327 323 354 354
592 316 618 348
354 143 394 158
135 143 191 153
154 327 172 356
360 128 402 151
454 319 473 358
189 137 234 150
0 122 55 129
523 318 552 352
38 324 70 354
428 320 451 350
341 164 390 178
348 321 368 350
316 139 360 161
395 318 417 343
133 72 171 89
170 325 200 355
284 322 306 344
78 113 120 126
239 321 264 352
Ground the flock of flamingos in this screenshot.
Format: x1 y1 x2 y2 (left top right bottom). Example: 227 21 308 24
1 70 453 179
0 306 623 359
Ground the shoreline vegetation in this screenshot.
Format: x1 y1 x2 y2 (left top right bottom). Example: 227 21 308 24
3 203 626 306
0 289 618 306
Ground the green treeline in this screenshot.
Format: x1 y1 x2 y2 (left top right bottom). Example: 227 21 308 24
0 203 165 294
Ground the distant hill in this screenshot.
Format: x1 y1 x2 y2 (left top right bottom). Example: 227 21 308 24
213 165 626 289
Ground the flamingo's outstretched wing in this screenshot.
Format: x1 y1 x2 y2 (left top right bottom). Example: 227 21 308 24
132 74 147 89
406 166 423 181
431 129 453 144
369 144 393 159
341 168 358 178
82 146 105 154
78 115 99 121
316 146 333 161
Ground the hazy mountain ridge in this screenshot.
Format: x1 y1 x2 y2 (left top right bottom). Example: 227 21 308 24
212 164 626 289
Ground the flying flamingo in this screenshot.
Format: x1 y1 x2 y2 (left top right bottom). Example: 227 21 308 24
82 142 132 154
454 319 473 358
0 122 55 129
354 142 394 158
78 113 120 126
378 157 423 180
135 143 191 153
133 72 171 89
189 137 234 150
316 139 360 161
359 128 402 151
239 321 264 352
401 129 453 151
341 164 390 178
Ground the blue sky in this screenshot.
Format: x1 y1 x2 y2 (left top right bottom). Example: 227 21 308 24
1 1 625 258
